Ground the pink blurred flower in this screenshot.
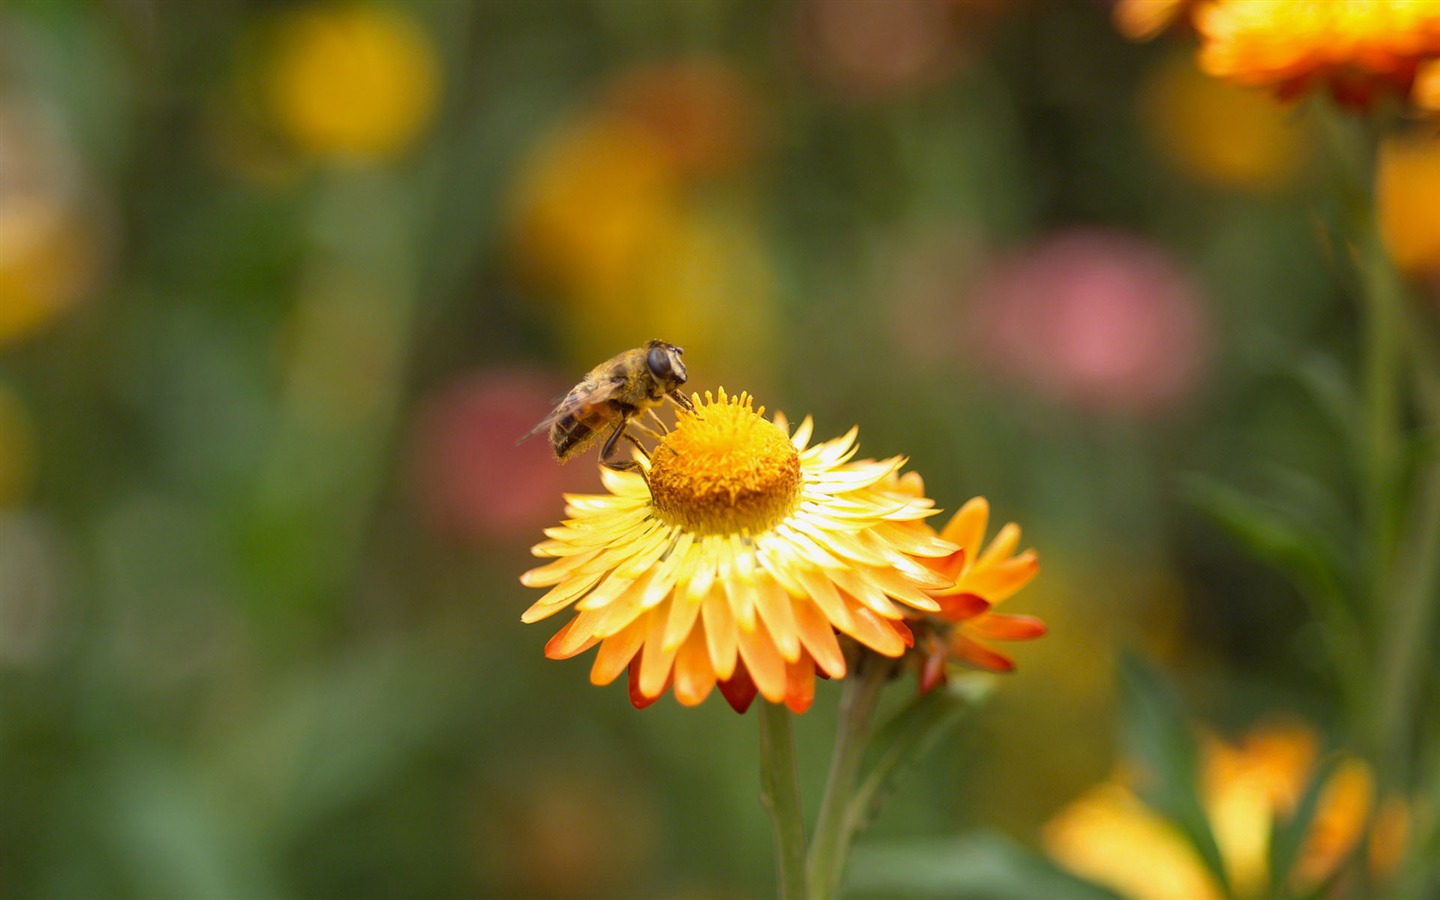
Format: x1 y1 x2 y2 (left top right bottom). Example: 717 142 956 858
971 230 1211 416
409 368 600 545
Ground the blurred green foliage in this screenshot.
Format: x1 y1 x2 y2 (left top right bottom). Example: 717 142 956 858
1 1 1436 899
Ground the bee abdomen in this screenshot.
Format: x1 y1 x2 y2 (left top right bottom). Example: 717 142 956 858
550 414 597 460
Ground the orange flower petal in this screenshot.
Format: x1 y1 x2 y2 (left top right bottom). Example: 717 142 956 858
784 656 816 714
672 625 717 706
948 633 1016 673
737 618 788 703
940 496 989 552
590 615 649 684
935 592 991 621
965 612 1048 640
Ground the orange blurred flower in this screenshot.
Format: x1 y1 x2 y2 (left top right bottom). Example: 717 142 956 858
1377 129 1440 277
1045 720 1406 899
264 4 440 162
1113 0 1203 42
521 390 1007 713
1194 0 1440 108
604 58 762 176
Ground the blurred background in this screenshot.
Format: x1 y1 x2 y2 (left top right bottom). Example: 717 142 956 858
2 1 1437 898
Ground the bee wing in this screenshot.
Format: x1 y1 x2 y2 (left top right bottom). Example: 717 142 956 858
515 379 624 445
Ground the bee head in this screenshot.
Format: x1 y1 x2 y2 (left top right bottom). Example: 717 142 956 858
646 340 688 390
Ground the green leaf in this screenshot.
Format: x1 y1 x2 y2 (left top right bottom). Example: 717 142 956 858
1176 473 1353 602
1284 354 1360 453
1117 655 1231 897
1267 751 1343 898
1175 473 1363 687
847 831 1122 899
850 677 991 834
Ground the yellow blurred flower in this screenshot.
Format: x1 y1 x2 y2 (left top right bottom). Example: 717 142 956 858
507 60 777 378
265 4 440 162
1140 51 1308 191
1195 0 1440 108
1045 720 1400 899
617 206 777 383
1046 781 1224 900
507 113 777 379
0 384 35 507
508 115 681 303
0 99 106 346
0 201 104 346
1378 129 1440 276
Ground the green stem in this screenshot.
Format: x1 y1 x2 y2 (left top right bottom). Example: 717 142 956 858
806 655 893 900
1359 226 1404 612
1376 458 1440 779
759 700 809 900
1353 151 1440 790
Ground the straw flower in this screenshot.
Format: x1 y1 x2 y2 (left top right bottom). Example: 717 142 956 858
902 495 1045 691
1194 0 1440 108
521 389 986 713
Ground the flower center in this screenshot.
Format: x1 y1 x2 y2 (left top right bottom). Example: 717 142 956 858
648 389 802 535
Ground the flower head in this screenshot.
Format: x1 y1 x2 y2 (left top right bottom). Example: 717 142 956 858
908 496 1044 691
1115 0 1440 112
520 389 1041 713
1196 0 1440 108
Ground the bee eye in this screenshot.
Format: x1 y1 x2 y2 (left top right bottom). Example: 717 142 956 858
647 346 674 379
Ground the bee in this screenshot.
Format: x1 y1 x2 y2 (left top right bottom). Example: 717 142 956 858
521 339 694 472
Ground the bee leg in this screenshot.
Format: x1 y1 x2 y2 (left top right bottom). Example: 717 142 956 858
643 407 670 435
630 416 666 442
599 422 645 472
667 390 696 413
621 431 651 459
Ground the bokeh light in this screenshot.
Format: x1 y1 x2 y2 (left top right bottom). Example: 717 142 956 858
1377 129 1440 279
262 4 441 163
969 229 1212 417
2 1 1436 897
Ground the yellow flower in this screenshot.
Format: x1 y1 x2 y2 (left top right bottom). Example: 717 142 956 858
266 4 440 161
519 390 961 713
1378 129 1440 276
1194 0 1440 108
1139 52 1309 191
0 99 106 346
1045 720 1397 900
1045 782 1225 900
507 115 681 304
